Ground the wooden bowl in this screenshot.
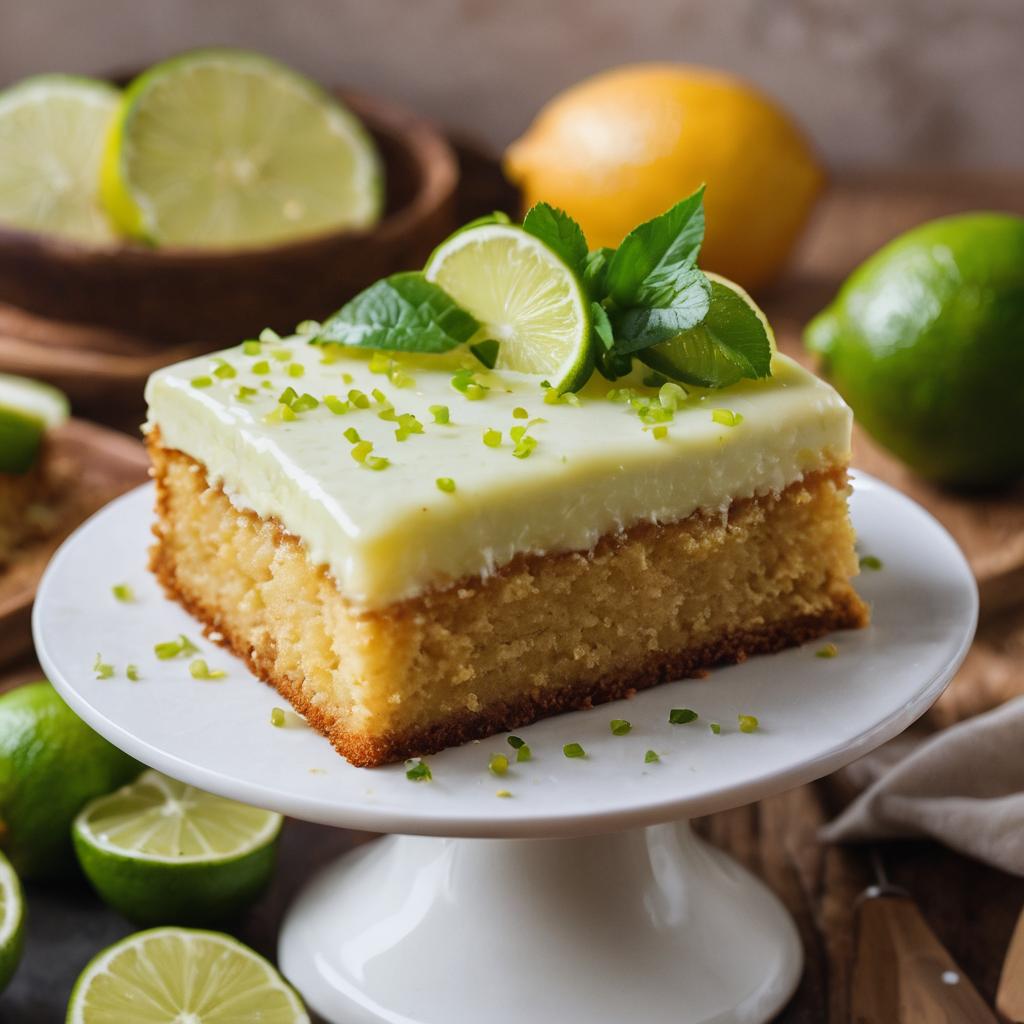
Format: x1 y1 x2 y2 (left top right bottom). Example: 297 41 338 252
0 91 458 347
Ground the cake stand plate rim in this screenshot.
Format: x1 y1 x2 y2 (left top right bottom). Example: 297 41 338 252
32 471 978 839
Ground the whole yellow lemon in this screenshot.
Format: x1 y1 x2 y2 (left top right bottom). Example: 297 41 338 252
505 64 824 291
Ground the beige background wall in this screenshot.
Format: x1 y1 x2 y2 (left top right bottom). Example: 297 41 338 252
2 0 1022 168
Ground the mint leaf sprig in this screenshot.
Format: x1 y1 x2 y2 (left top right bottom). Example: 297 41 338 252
311 189 773 392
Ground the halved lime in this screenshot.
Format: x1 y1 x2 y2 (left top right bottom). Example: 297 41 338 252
0 75 119 243
73 769 282 926
66 927 309 1024
424 223 592 392
101 49 383 248
639 273 776 388
0 851 24 993
0 374 69 474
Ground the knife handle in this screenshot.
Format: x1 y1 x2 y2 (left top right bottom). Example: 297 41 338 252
997 905 1024 1023
851 890 999 1024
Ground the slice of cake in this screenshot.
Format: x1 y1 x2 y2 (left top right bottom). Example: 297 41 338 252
145 338 867 767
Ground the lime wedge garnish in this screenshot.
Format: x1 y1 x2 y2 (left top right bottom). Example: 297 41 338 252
639 272 776 388
101 49 383 248
0 852 24 994
424 222 592 392
72 769 282 926
0 374 68 474
66 927 309 1024
0 75 119 243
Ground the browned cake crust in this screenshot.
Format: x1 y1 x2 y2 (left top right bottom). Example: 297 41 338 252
147 432 869 767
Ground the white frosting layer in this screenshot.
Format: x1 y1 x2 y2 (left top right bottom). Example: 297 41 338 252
145 337 851 610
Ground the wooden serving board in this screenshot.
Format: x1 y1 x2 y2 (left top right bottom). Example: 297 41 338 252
0 419 148 667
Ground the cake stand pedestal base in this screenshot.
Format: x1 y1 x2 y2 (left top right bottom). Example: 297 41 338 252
279 821 802 1024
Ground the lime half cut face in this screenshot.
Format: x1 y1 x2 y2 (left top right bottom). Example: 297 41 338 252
424 223 591 392
101 49 383 248
66 927 309 1024
0 75 119 243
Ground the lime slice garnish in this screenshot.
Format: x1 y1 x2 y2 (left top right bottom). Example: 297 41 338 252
424 223 592 392
101 49 383 248
639 272 776 388
0 75 119 243
66 927 309 1024
0 374 69 474
72 769 282 926
0 852 24 994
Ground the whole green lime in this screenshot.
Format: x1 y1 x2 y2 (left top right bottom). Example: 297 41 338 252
806 212 1024 486
0 682 140 880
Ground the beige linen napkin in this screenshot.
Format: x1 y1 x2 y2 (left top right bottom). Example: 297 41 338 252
821 696 1024 876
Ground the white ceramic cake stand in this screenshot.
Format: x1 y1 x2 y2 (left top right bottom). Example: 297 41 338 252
33 472 976 1024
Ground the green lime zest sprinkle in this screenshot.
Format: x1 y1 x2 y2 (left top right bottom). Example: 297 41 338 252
669 708 698 725
296 319 321 336
489 754 509 776
513 436 538 459
510 425 527 443
512 406 529 419
451 368 488 400
515 744 532 762
371 387 388 405
154 634 199 660
189 659 226 680
126 664 140 682
507 735 525 749
261 381 272 389
341 372 354 385
263 402 296 424
606 387 637 404
644 749 660 764
235 385 258 403
429 404 450 424
347 389 370 409
436 477 456 493
242 340 262 355
563 742 586 759
251 360 270 375
710 722 721 735
324 395 349 415
270 348 292 362
482 428 502 448
816 642 838 658
93 654 114 680
543 389 581 407
369 351 391 374
859 555 884 571
212 359 236 380
658 382 687 410
496 789 512 798
111 583 134 603
350 440 391 470
738 714 759 733
287 362 305 378
405 758 432 782
259 327 281 343
190 375 213 389
291 393 319 413
652 426 669 440
395 413 424 441
343 427 361 444
610 719 631 736
270 707 286 728
712 409 743 427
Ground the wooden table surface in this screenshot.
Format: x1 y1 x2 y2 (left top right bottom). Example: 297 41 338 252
2 169 1024 1022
